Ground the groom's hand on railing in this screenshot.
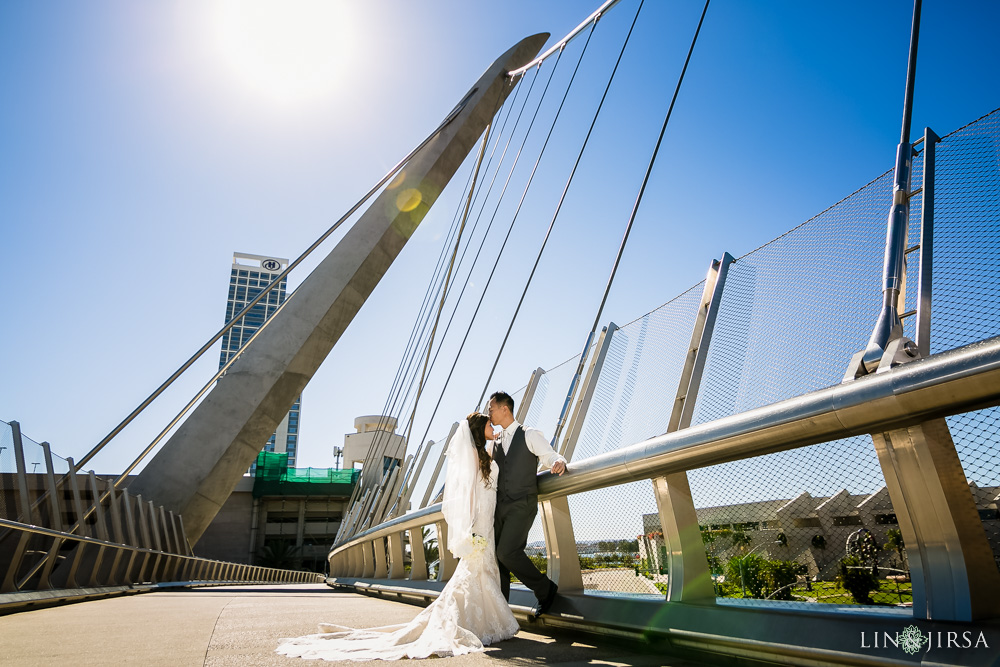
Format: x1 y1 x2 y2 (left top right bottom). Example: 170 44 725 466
550 461 566 476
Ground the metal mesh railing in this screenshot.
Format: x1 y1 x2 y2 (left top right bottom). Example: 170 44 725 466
674 150 919 605
335 110 1000 612
552 285 704 595
571 284 704 460
532 110 996 605
691 169 900 423
0 422 69 525
929 110 1000 570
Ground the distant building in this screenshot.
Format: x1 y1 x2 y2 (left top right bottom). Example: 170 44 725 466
220 252 301 467
197 452 358 572
640 482 1000 580
343 415 406 475
196 415 406 571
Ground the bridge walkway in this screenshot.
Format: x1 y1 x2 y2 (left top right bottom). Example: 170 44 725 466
0 584 711 666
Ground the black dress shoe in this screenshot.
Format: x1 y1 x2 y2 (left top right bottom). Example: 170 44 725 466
532 583 558 617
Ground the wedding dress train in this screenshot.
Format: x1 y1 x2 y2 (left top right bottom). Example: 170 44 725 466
277 421 518 661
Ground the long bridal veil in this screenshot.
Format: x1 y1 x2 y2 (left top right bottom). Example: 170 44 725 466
441 418 480 558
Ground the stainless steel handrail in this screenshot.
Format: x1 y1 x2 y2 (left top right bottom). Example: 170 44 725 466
331 334 1000 555
0 518 321 582
541 334 1000 497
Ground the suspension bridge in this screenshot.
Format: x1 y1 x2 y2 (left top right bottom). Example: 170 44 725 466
3 1 1000 665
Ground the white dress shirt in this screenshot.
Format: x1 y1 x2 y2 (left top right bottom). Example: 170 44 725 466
499 420 566 472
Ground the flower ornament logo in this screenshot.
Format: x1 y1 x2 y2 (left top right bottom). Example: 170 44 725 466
899 625 929 655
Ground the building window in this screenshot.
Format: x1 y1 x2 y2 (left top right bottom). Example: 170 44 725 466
832 515 863 526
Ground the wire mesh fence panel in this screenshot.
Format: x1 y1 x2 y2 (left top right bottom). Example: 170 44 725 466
534 286 701 595
520 356 578 439
676 109 1000 605
690 168 899 427
569 481 663 597
931 109 1000 355
568 284 704 462
686 435 903 607
926 110 1000 570
17 431 49 525
676 118 926 606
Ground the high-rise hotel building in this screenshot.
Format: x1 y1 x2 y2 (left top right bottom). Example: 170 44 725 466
220 252 301 467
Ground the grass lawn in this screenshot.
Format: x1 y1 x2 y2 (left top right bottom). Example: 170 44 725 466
718 579 912 605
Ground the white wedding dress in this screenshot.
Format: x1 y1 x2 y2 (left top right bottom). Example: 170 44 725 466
277 420 519 661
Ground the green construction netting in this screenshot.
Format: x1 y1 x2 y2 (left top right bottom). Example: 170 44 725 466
252 451 359 498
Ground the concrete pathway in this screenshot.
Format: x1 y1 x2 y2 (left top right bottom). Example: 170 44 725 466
0 584 709 666
581 568 663 595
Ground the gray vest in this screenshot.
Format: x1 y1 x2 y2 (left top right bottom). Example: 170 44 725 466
494 426 538 501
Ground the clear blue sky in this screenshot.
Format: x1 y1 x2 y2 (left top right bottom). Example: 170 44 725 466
2 0 998 475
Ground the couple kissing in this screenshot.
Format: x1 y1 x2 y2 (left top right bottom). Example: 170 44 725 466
277 391 567 661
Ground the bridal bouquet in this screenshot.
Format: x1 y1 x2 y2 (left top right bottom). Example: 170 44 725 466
468 534 488 558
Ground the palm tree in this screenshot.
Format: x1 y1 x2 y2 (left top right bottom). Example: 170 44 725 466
422 527 439 565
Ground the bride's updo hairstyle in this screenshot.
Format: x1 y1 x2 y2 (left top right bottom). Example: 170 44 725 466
466 412 493 487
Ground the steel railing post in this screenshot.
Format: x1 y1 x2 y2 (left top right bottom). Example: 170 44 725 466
559 325 616 461
408 527 427 581
373 537 389 578
387 531 406 579
435 521 456 581
914 127 938 358
654 254 733 602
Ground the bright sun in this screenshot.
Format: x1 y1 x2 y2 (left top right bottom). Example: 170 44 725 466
210 0 354 108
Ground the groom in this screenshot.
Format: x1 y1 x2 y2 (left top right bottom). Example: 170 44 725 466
487 390 566 618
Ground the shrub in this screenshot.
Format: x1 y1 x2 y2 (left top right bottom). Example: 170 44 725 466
725 553 767 597
837 555 878 604
530 554 548 575
732 531 752 548
723 555 801 599
762 559 799 600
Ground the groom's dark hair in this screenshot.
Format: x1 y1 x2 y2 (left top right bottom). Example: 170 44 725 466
490 391 514 415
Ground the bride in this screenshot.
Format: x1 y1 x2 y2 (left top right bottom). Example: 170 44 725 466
276 412 519 661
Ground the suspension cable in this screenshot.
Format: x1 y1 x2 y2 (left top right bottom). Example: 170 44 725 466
406 54 572 451
477 20 600 406
343 58 556 533
370 83 518 448
382 76 544 518
552 0 711 444
363 89 509 452
508 0 625 77
342 87 514 515
404 121 494 449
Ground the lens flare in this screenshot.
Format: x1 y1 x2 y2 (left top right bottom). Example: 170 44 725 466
396 188 423 213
